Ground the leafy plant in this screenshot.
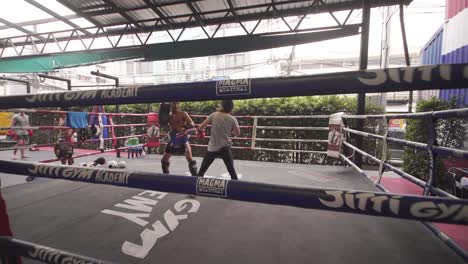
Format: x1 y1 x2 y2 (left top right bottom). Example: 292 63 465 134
403 97 466 190
31 96 384 165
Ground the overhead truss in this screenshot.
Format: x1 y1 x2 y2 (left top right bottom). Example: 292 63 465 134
0 0 411 59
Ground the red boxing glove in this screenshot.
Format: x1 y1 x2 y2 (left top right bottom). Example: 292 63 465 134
6 130 17 140
6 130 15 137
197 128 206 139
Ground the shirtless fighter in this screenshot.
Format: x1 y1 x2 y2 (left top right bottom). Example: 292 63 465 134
161 102 198 176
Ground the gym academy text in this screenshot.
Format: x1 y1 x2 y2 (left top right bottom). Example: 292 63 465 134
319 190 468 223
28 164 130 185
28 246 101 264
25 87 139 103
101 190 200 259
358 64 468 86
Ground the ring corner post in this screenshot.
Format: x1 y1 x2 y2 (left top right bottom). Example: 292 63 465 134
356 0 371 169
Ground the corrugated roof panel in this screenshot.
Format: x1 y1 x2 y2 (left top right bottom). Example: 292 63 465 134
177 0 228 21
195 0 227 11
113 0 146 9
274 0 318 12
161 4 192 23
421 27 443 65
418 90 440 101
442 44 467 64
93 13 127 26
128 9 158 22
440 44 468 107
440 88 468 106
232 0 314 16
442 8 468 55
55 0 414 31
60 0 105 10
234 0 269 15
148 0 174 4
446 0 468 19
419 26 443 102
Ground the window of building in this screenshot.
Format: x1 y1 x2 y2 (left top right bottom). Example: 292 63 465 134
136 61 154 74
126 61 134 75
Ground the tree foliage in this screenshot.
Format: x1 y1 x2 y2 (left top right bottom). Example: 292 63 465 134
30 96 384 165
403 97 466 190
181 96 383 164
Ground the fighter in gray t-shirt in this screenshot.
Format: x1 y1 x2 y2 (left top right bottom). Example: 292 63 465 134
12 113 30 136
206 111 239 152
197 100 240 180
11 112 31 160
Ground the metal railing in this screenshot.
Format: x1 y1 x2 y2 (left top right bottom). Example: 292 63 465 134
342 107 468 261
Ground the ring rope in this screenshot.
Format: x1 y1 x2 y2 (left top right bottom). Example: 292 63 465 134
0 159 466 225
5 109 330 120
343 127 468 159
4 108 148 117
28 134 147 149
343 107 468 120
343 141 458 199
0 123 148 130
340 154 389 192
0 64 466 109
0 237 114 264
341 154 468 262
424 116 437 196
38 144 146 163
377 117 389 184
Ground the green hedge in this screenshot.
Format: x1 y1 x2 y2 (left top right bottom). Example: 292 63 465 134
182 96 384 165
402 97 466 191
30 96 384 165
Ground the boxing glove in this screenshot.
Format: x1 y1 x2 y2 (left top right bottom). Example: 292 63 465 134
108 160 118 168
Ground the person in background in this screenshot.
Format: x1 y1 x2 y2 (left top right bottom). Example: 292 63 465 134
11 111 30 160
197 100 240 180
54 111 75 165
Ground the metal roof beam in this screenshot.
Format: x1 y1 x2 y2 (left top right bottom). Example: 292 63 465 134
143 0 175 29
67 0 412 30
57 0 102 26
24 0 92 36
226 0 250 34
185 1 205 26
185 0 210 37
0 0 412 49
102 0 143 29
0 18 47 41
184 0 409 30
82 0 203 16
0 15 80 30
79 4 109 11
0 76 31 93
3 22 359 50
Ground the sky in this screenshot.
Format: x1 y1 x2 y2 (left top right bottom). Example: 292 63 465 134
278 0 447 59
0 0 447 62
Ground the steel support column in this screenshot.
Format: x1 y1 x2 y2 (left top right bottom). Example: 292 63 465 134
90 70 121 157
1 76 31 94
355 0 371 168
38 74 71 91
399 3 412 112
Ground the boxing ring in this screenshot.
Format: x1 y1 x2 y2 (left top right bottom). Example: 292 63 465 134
0 64 467 264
